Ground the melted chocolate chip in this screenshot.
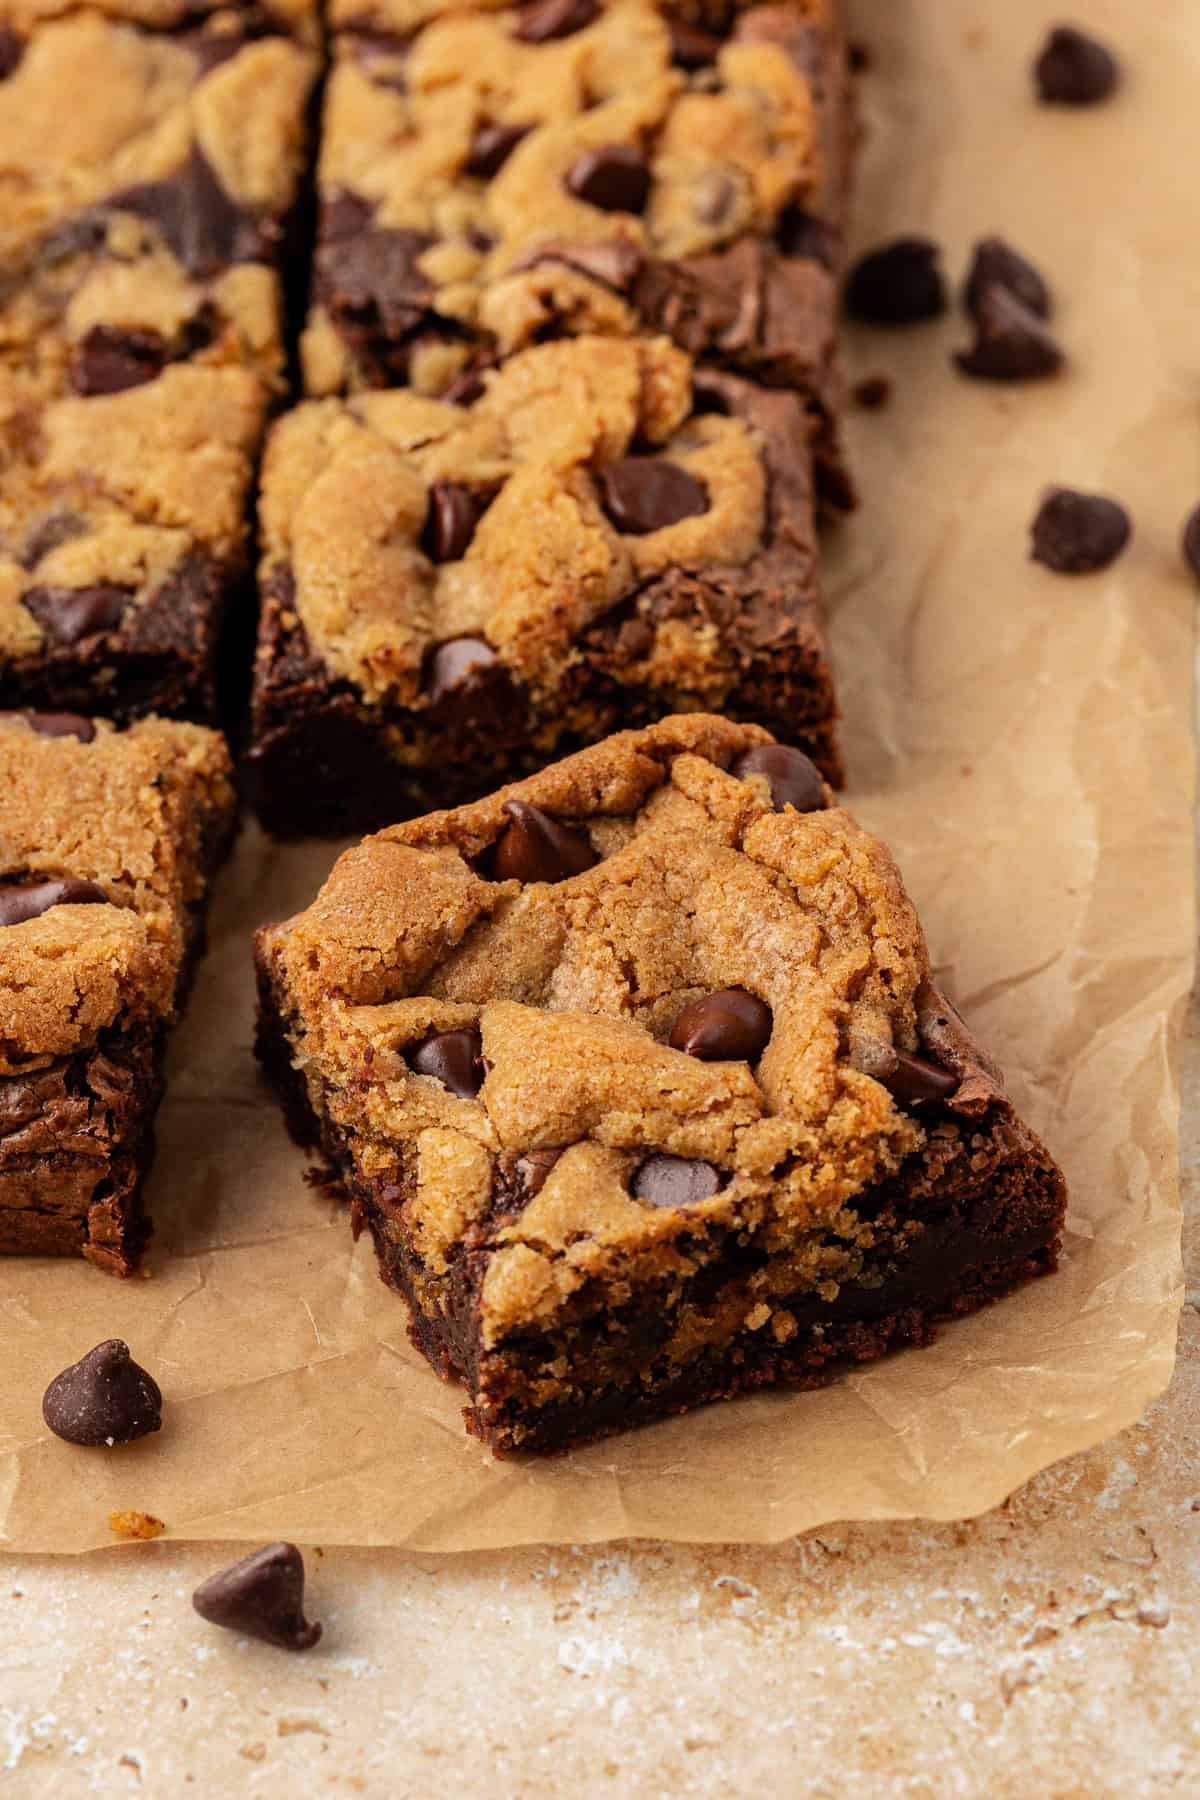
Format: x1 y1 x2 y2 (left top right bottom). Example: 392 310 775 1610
492 800 597 883
513 0 597 41
669 990 773 1063
1030 488 1131 574
192 1543 322 1652
633 1154 727 1209
845 237 947 324
424 637 500 707
876 1049 958 1107
597 458 709 535
668 18 721 69
108 147 276 280
732 744 825 814
1182 504 1200 580
964 236 1051 321
23 584 130 644
421 483 490 563
41 1340 161 1445
565 145 650 214
0 878 107 928
1034 25 1119 105
407 1026 485 1099
70 324 170 396
466 121 533 178
775 205 835 268
0 710 95 741
955 285 1064 381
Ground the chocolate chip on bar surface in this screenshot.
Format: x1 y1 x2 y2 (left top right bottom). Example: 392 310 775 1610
493 802 598 884
732 744 826 814
0 878 107 929
596 459 710 536
0 709 95 740
1031 488 1132 574
845 237 947 324
565 144 651 214
42 1340 162 1446
408 1028 485 1099
1034 25 1119 106
669 991 773 1063
193 1544 322 1652
633 1154 728 1209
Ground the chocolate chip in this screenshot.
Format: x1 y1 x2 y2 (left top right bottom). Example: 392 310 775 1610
694 170 738 228
597 458 709 535
632 1154 727 1208
41 1340 162 1445
775 205 835 268
425 637 500 707
21 511 85 570
954 285 1064 381
964 236 1051 321
516 1147 562 1197
0 878 107 928
1034 26 1119 105
845 237 946 324
23 584 130 644
407 1026 485 1099
848 38 871 72
70 324 169 396
668 18 721 69
513 0 596 41
1182 504 1200 579
492 800 597 883
1030 487 1131 574
876 1049 958 1107
0 25 24 78
689 379 731 416
852 374 892 410
565 145 650 215
443 367 488 407
732 744 825 814
669 990 773 1062
0 710 95 741
108 146 276 281
466 122 532 179
421 483 489 563
192 1544 322 1652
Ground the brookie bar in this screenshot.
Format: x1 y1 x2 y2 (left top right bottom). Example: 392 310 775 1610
255 715 1067 1454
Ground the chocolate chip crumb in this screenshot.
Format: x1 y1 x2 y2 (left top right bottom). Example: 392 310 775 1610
42 1340 162 1446
964 237 1051 321
193 1544 322 1652
1034 25 1119 105
1030 487 1132 574
954 285 1064 381
852 374 892 410
845 237 946 324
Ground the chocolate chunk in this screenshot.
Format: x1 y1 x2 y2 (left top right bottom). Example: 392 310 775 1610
845 237 946 324
21 512 85 570
425 637 500 706
732 743 825 814
566 145 650 215
192 1543 322 1652
0 25 23 78
70 324 169 396
597 459 709 535
408 1026 485 1099
23 584 130 644
955 285 1064 381
668 19 721 69
108 147 276 280
516 1147 562 1197
492 800 597 883
41 1340 162 1445
421 483 489 563
466 122 532 179
964 236 1051 321
633 1154 727 1208
1034 26 1119 105
0 710 95 741
1182 504 1200 579
876 1049 958 1106
1030 487 1131 574
776 205 835 269
442 365 490 407
669 990 773 1062
514 0 596 40
0 878 107 928
852 374 892 410
515 238 643 292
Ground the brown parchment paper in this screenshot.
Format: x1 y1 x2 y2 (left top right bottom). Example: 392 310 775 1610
0 0 1193 1553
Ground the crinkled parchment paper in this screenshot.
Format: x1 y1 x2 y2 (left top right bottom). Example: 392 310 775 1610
0 0 1192 1551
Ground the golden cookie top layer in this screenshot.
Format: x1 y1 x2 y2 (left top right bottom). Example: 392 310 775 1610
259 718 1000 1340
325 0 827 42
0 712 235 1069
0 0 320 39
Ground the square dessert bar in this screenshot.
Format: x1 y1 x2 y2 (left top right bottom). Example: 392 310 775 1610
247 333 839 837
255 715 1067 1455
304 0 854 506
0 710 236 1274
0 0 320 722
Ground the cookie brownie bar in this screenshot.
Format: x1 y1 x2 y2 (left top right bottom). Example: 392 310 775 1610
0 0 320 721
255 715 1067 1454
0 711 235 1273
304 0 854 506
247 333 838 836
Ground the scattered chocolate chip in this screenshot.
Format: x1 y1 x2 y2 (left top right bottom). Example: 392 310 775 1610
597 458 709 535
694 170 738 228
775 205 835 268
689 379 731 416
407 1026 485 1099
848 38 871 72
732 743 825 814
421 483 490 563
1182 504 1200 579
669 990 773 1062
876 1049 958 1106
70 324 170 396
852 374 892 410
668 18 721 69
954 285 1063 381
492 800 597 883
192 1543 322 1652
513 0 596 41
633 1154 727 1209
442 358 494 407
425 637 500 706
466 121 533 179
845 237 946 324
23 584 130 644
516 1147 562 1197
565 145 650 214
0 710 95 741
108 146 276 281
964 236 1051 321
41 1340 162 1445
21 511 85 570
0 878 107 929
0 25 24 78
1030 487 1131 574
1034 25 1119 105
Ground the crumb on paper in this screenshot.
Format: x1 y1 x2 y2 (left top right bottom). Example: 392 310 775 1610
109 1510 165 1541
